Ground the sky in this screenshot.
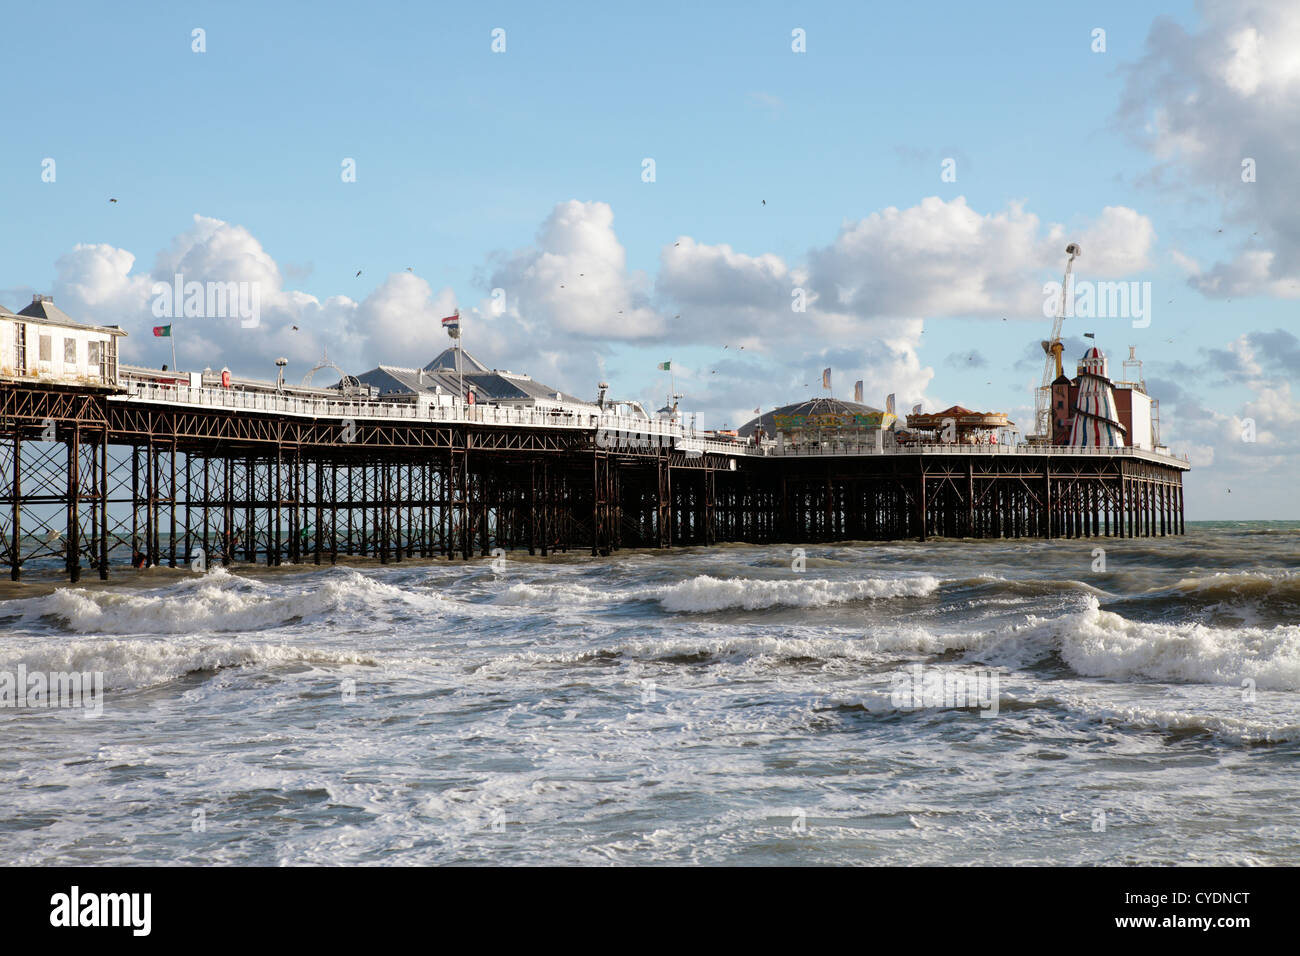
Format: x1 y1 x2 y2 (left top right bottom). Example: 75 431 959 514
2 0 1297 519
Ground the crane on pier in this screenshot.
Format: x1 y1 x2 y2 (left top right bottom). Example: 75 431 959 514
1034 242 1081 441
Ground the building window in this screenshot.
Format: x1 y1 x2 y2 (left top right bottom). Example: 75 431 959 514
14 323 26 373
39 334 52 362
64 338 77 364
88 341 104 380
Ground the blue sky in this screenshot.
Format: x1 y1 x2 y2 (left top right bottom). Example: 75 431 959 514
2 0 1297 518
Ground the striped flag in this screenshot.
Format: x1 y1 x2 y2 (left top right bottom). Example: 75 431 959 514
440 311 460 336
886 393 896 415
854 380 863 403
657 361 671 371
152 325 171 337
822 368 831 389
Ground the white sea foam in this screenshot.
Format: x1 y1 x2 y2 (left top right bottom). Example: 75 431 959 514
651 574 941 612
469 623 965 676
1052 692 1300 745
14 567 439 635
0 637 376 691
1049 597 1300 690
492 581 610 606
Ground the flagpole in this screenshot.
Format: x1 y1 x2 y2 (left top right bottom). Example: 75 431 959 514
170 327 177 373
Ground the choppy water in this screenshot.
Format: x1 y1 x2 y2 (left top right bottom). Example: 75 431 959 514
1 522 1297 865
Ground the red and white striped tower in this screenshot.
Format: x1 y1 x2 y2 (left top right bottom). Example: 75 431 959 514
1068 346 1128 447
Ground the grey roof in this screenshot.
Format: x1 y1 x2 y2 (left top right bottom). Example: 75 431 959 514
467 372 587 404
424 346 489 373
346 363 591 406
353 366 454 395
738 397 888 437
12 296 127 335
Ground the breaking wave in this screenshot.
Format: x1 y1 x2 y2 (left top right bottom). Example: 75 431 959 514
650 574 941 612
9 567 441 635
1055 694 1300 746
1039 597 1300 690
0 638 376 692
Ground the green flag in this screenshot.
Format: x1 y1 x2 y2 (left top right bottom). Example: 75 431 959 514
657 361 671 371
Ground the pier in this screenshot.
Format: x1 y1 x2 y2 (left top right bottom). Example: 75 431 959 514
0 375 1189 582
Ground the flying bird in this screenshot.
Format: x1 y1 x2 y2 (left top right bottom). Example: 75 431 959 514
291 325 299 331
406 267 413 272
109 198 117 203
356 270 362 277
761 200 766 206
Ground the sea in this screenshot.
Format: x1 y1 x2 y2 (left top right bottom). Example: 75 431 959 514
0 521 1296 866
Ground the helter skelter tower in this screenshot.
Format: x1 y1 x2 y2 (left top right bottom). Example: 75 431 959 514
1068 346 1128 447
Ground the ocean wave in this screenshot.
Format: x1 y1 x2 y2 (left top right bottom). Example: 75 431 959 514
13 567 440 635
485 573 942 614
470 625 965 675
1054 693 1300 745
1173 569 1300 604
1051 597 1300 690
947 575 1110 599
491 581 611 606
0 638 376 692
650 574 941 612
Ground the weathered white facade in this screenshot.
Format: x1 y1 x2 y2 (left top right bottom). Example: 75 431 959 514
1125 388 1154 451
0 296 126 387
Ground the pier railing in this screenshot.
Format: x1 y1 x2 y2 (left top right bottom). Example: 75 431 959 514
113 379 1188 467
760 440 1190 467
